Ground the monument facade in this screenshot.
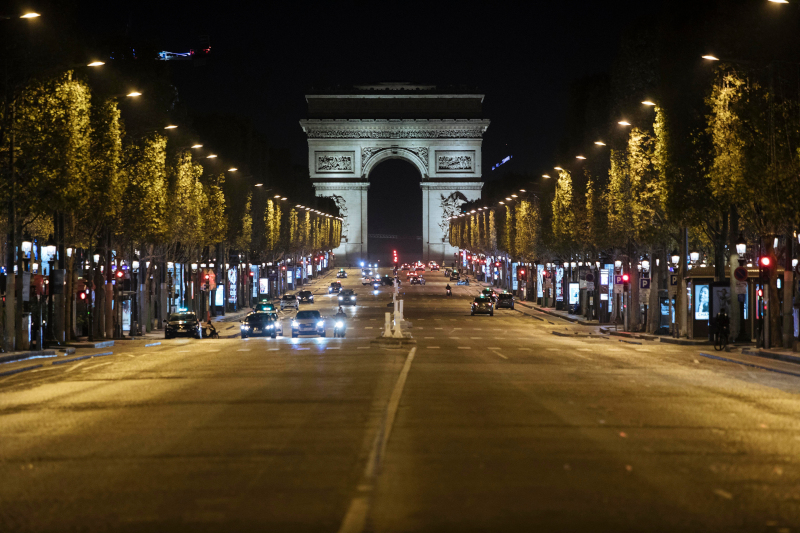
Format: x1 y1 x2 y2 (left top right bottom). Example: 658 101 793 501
300 83 489 264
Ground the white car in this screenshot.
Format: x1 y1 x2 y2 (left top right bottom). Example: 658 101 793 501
280 294 299 310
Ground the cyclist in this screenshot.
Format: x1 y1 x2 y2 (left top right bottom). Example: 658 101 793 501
714 309 730 351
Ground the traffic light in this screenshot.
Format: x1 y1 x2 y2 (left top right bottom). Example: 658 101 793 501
518 267 527 281
621 273 631 284
759 256 777 275
79 290 88 301
495 262 501 268
115 270 124 280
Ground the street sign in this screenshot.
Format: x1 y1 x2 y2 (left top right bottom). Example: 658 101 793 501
670 274 678 286
585 273 595 283
640 278 651 290
734 267 749 282
615 275 623 285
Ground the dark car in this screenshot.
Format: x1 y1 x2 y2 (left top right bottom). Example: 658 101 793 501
450 271 460 281
241 312 279 338
165 311 202 339
338 289 357 306
381 275 394 286
471 297 494 316
337 269 348 278
328 282 342 294
482 288 499 302
298 290 315 304
496 293 515 309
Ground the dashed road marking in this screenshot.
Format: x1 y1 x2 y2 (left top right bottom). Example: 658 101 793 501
487 347 500 349
518 348 531 351
458 346 471 350
427 346 440 349
357 346 369 350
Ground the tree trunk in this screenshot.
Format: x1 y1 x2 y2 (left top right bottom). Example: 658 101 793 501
647 247 660 334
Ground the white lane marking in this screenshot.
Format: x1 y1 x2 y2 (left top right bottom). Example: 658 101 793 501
458 346 471 350
64 361 88 373
518 348 531 351
435 328 443 330
470 337 481 339
237 349 251 352
452 328 462 330
365 327 373 330
547 348 559 351
487 347 500 349
269 348 280 351
338 347 416 533
424 337 434 339
83 362 113 371
577 348 591 352
357 347 369 350
294 347 310 351
427 346 440 349
207 349 220 352
327 347 341 350
490 349 509 360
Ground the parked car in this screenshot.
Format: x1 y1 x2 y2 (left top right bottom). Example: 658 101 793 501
291 310 326 337
164 311 202 339
297 290 314 304
280 294 299 310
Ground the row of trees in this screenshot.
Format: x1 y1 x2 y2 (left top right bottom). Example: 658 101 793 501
452 58 800 345
1 71 341 347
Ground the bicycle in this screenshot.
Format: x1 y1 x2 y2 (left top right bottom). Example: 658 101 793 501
713 326 729 351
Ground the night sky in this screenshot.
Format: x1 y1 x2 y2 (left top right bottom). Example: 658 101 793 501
23 0 671 259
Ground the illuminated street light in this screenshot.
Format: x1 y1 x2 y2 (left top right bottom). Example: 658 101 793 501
642 100 656 106
576 155 586 160
505 197 512 201
191 144 203 149
164 125 178 130
702 55 719 61
519 189 526 192
206 154 217 159
227 167 237 172
20 12 41 18
255 183 263 187
499 201 505 205
542 174 551 179
594 141 606 146
126 91 142 97
618 120 632 126
274 195 281 198
769 0 789 4
87 61 105 67
554 166 563 171
281 197 287 200
511 194 518 198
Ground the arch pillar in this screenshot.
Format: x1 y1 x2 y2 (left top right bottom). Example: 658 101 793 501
421 182 483 265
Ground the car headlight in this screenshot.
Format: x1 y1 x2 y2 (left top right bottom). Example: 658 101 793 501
335 321 343 328
351 296 355 300
317 321 324 327
338 296 343 300
267 324 273 329
292 321 298 327
241 325 249 330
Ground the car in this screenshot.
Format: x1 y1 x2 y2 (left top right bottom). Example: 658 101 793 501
337 269 348 278
431 264 440 271
415 266 425 273
481 288 498 302
496 293 515 309
241 312 279 338
361 276 371 285
471 297 494 316
265 312 283 335
410 276 420 285
381 275 394 286
450 271 460 281
297 290 314 304
280 294 299 310
338 289 357 306
254 302 276 313
328 282 343 294
291 310 326 337
401 264 410 271
165 311 203 339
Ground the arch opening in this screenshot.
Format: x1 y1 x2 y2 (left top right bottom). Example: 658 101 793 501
367 158 422 263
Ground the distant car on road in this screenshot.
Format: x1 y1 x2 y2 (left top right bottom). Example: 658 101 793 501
496 293 515 309
164 311 202 339
337 269 347 278
291 310 326 338
471 297 494 316
329 282 342 293
254 302 276 313
297 290 314 304
241 312 279 338
280 294 299 310
338 289 357 306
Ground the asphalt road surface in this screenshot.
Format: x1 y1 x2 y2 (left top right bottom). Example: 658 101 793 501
2 267 800 532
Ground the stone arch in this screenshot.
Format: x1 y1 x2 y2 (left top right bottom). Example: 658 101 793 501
361 147 428 180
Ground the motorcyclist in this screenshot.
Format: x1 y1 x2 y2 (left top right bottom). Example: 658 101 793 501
446 283 452 296
334 306 347 337
205 320 218 339
335 306 347 319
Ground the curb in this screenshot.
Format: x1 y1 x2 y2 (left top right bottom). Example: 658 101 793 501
0 364 43 377
741 348 800 366
0 350 57 365
700 352 800 378
65 340 115 349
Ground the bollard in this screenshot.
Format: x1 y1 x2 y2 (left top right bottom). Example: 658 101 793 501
383 312 392 337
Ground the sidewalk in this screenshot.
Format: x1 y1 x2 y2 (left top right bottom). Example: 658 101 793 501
526 304 599 326
741 346 800 366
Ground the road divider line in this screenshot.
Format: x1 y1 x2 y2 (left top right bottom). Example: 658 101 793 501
338 347 416 533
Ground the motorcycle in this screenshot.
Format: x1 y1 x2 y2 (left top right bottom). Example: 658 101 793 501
457 278 470 286
446 288 452 296
333 320 346 338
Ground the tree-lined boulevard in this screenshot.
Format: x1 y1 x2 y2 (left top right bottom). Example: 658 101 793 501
2 268 800 532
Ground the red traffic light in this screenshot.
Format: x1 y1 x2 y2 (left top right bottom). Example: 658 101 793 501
760 256 771 268
622 273 630 283
115 270 124 279
204 274 210 280
520 269 525 275
495 262 501 267
757 288 763 297
79 291 87 300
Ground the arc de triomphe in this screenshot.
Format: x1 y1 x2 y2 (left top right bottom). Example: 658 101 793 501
300 84 489 265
